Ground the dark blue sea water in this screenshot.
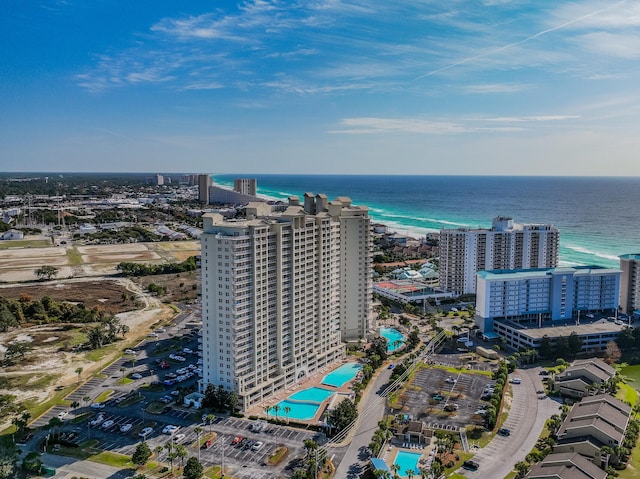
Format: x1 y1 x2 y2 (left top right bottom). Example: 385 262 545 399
213 175 640 269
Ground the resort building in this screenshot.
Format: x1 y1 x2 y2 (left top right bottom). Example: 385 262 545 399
554 358 617 399
439 216 559 295
475 266 622 350
198 174 212 204
199 194 372 410
554 394 631 468
373 279 454 305
233 178 257 196
619 253 640 316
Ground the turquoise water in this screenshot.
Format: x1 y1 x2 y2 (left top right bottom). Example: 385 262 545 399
269 399 321 421
289 386 335 402
394 450 421 476
269 386 336 421
321 363 362 388
214 175 640 269
381 327 405 352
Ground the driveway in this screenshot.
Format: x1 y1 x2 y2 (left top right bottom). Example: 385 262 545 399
459 367 561 478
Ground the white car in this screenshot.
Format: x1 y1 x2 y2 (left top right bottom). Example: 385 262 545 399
90 402 105 409
101 420 115 429
510 378 522 384
162 425 179 435
252 441 264 451
156 328 166 333
131 373 143 379
124 349 136 355
148 332 159 338
139 427 153 438
172 433 186 442
90 415 105 426
183 348 193 354
120 423 133 433
57 411 69 419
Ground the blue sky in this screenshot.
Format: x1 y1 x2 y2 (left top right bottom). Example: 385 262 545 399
2 0 640 175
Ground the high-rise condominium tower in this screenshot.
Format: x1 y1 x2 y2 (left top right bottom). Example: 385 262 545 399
439 216 559 295
620 254 640 315
199 194 372 411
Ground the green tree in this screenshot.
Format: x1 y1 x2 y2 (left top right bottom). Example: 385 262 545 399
567 331 583 356
0 440 19 479
326 398 358 434
35 265 59 281
183 456 203 479
514 461 529 478
539 335 552 358
132 442 152 466
3 340 32 365
75 367 83 384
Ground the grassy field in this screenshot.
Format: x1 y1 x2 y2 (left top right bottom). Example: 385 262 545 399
618 436 640 479
616 382 639 406
0 239 52 249
620 364 640 385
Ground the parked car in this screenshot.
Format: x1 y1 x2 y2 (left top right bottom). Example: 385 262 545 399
124 349 136 355
57 411 69 419
497 428 511 437
139 427 153 438
183 348 193 354
252 441 264 451
101 420 115 429
90 402 105 409
510 378 522 384
131 373 143 380
162 425 179 435
231 435 243 445
172 433 186 442
120 423 133 433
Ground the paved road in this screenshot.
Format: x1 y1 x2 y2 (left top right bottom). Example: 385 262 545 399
332 366 394 479
460 367 562 479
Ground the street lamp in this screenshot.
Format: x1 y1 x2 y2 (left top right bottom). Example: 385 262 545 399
221 444 226 477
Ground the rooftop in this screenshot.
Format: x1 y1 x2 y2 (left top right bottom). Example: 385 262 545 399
527 452 607 479
495 317 626 339
478 265 620 280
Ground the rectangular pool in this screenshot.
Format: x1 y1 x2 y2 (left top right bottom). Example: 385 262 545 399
394 450 421 477
321 363 362 388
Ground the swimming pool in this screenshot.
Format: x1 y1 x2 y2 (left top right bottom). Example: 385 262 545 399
289 386 335 402
268 386 336 421
394 450 421 477
269 399 321 421
322 363 362 388
380 327 405 352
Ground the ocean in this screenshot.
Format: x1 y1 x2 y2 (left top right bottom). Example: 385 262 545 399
212 175 640 269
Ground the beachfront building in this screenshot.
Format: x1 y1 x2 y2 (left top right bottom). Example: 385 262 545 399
233 178 257 196
619 254 640 316
439 216 559 295
199 194 372 411
526 452 608 479
198 174 212 204
475 266 621 350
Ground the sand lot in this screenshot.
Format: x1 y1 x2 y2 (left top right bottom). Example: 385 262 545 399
0 240 200 282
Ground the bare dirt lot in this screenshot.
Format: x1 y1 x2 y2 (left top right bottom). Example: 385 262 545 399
0 239 201 429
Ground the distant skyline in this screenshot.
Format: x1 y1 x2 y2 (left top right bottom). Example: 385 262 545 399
2 1 640 176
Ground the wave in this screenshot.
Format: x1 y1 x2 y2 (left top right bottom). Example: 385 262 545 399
563 244 620 262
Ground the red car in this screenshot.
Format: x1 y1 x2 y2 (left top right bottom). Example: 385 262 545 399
231 436 243 445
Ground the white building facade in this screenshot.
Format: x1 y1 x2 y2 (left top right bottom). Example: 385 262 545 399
439 216 559 295
200 195 372 411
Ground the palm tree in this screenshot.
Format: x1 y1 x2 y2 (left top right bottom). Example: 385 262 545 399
283 405 291 423
206 413 216 434
164 442 177 474
119 366 127 383
405 468 414 479
153 445 163 459
391 463 400 479
82 395 91 409
175 444 187 468
373 470 392 479
194 426 203 462
75 367 83 385
273 403 281 421
263 405 271 419
70 401 80 418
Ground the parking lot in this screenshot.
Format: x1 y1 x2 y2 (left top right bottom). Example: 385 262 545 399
400 364 496 430
37 308 315 478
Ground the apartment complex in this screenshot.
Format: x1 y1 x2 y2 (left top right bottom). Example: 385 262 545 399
233 178 257 196
198 174 212 204
439 216 559 295
619 253 640 315
199 194 372 410
475 266 621 350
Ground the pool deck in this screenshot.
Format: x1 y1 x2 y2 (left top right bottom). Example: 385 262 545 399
378 439 435 477
246 359 361 424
